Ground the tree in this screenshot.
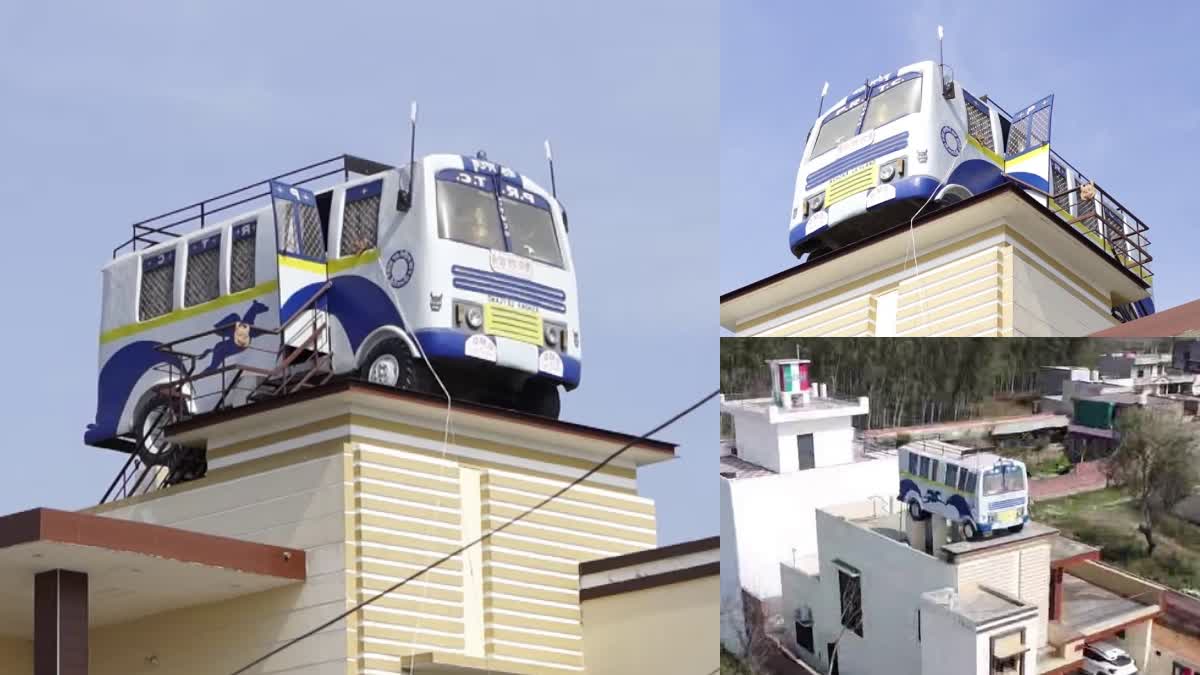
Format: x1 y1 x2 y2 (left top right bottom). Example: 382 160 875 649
1106 407 1200 555
721 593 771 674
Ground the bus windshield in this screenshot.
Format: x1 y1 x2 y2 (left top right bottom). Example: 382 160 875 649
437 181 506 251
810 101 865 158
861 76 922 134
982 465 1025 496
503 196 563 267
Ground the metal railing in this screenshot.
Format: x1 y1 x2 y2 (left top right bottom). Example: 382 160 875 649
112 154 394 258
1010 151 1153 284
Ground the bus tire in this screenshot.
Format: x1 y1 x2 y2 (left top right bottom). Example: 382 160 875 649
519 379 561 419
134 395 181 467
962 520 979 540
1009 522 1025 534
908 498 928 521
361 339 433 394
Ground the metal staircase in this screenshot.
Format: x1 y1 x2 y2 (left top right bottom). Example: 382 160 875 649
98 283 335 505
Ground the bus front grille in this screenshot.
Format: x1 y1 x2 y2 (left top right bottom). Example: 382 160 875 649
826 163 877 206
484 304 544 346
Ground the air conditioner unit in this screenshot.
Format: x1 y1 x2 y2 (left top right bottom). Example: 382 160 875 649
794 606 813 625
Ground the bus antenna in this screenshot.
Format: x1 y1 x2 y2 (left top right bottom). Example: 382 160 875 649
938 25 955 99
816 81 829 119
407 101 418 201
544 140 558 199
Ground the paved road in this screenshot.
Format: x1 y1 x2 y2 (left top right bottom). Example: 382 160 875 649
1029 460 1107 501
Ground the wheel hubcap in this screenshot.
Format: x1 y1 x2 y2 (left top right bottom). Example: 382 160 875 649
368 355 401 387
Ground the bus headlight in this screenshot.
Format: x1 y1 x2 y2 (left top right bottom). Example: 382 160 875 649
544 322 567 351
879 158 905 183
455 302 485 331
806 192 825 215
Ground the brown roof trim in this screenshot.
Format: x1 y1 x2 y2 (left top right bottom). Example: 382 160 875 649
579 535 719 575
1091 297 1200 337
166 378 676 454
721 183 1148 304
1051 550 1102 570
0 508 305 581
579 561 718 601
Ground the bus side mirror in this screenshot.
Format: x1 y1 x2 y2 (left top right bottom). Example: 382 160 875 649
397 189 411 213
562 208 569 232
941 64 956 100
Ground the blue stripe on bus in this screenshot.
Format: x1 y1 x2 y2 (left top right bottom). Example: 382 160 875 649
805 132 909 190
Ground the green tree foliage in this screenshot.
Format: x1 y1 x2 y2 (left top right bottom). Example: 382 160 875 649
720 338 1098 429
1107 407 1200 555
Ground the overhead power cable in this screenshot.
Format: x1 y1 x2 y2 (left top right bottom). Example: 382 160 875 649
230 388 719 675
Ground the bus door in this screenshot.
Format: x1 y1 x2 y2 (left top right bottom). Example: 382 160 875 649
269 180 330 354
1003 95 1054 205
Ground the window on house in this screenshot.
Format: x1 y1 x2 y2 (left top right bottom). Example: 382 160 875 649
230 221 256 293
139 250 176 321
795 620 814 653
826 643 840 675
836 564 863 638
797 433 815 470
945 465 959 489
918 456 930 479
184 233 220 307
991 628 1025 675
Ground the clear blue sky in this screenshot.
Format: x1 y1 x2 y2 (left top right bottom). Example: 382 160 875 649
722 0 1199 312
0 1 718 545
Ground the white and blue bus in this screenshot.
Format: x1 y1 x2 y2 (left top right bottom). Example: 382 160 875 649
86 152 580 466
789 60 1154 320
898 441 1029 540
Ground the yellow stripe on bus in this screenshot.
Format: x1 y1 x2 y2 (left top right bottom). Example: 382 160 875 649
99 280 279 344
327 248 380 274
277 255 327 275
967 135 1003 166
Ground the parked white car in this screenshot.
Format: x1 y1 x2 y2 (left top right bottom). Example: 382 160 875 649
1082 641 1138 675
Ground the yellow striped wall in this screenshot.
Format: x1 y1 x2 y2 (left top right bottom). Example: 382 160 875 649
85 405 660 675
737 225 1121 338
346 434 657 675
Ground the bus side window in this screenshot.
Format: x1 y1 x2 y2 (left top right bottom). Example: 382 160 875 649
957 469 969 492
965 472 978 493
930 459 940 483
945 465 958 489
139 250 176 321
907 452 918 475
918 456 930 479
230 221 257 293
341 179 383 257
184 233 220 307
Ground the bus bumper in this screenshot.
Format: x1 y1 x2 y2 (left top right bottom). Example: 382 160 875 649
414 328 581 389
789 175 942 258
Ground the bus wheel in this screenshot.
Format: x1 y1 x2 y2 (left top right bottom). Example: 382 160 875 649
1009 522 1025 534
962 520 979 540
519 379 561 419
135 395 180 467
362 339 433 393
908 498 928 521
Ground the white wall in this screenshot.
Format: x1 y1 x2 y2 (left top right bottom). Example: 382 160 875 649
807 510 956 675
920 592 980 675
732 414 857 473
724 458 897 604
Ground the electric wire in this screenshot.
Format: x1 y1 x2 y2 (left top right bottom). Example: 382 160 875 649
228 388 719 675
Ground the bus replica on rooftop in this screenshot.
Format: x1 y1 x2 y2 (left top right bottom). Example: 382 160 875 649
789 59 1155 322
86 148 580 477
899 440 1029 541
